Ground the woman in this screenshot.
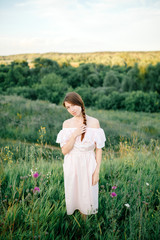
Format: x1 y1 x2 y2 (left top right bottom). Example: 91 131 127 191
56 92 106 220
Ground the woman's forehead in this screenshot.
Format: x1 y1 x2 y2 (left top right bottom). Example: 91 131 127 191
65 101 80 107
65 101 74 107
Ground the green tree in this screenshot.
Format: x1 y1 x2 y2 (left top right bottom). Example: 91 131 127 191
4 61 31 88
144 63 160 94
66 63 101 88
74 86 94 107
103 70 120 90
0 72 7 90
34 72 68 104
32 58 60 80
121 63 141 92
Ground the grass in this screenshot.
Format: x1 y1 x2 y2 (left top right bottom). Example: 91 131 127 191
0 137 160 240
0 94 160 151
0 94 160 239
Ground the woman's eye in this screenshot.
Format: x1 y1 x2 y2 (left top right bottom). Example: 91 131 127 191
67 105 75 109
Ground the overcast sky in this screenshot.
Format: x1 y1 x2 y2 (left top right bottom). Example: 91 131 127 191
0 0 160 55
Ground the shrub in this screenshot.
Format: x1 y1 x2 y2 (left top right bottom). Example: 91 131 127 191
74 86 94 107
124 91 160 112
6 87 37 100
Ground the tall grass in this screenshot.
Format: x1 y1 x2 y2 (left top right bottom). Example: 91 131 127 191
0 136 160 239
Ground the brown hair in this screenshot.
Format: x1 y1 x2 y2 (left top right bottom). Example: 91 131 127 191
63 92 87 141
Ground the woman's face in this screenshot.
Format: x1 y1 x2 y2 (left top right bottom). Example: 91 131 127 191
65 102 82 117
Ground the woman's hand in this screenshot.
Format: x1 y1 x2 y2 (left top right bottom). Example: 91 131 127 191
92 168 99 185
72 124 86 138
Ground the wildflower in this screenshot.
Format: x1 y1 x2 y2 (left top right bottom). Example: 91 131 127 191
33 187 40 193
146 182 149 186
33 172 39 178
124 203 130 208
112 186 117 189
110 192 117 198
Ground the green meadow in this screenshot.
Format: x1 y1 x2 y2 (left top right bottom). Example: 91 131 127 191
0 94 160 149
0 94 160 239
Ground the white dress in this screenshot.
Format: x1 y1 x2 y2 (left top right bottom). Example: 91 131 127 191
56 127 106 215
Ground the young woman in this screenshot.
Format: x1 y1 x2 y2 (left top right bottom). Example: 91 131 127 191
56 92 106 220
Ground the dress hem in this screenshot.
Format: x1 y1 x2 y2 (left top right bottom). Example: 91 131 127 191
67 208 98 215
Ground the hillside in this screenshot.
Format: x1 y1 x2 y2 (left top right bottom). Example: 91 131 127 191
0 95 160 149
0 51 160 68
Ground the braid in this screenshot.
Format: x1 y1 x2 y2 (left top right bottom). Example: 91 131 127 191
81 105 87 141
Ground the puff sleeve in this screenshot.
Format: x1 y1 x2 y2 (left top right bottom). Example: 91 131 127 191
56 129 73 148
94 128 106 149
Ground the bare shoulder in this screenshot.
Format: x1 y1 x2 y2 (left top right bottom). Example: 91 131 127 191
87 115 100 128
62 118 73 128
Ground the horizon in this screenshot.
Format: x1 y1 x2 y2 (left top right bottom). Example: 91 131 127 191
1 50 160 58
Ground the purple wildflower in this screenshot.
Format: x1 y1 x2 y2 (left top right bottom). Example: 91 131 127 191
110 192 117 198
33 187 40 193
112 186 117 189
33 172 39 178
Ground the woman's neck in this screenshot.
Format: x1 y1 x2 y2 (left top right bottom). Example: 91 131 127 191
73 114 87 122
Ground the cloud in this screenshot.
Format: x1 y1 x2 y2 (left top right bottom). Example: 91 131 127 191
0 0 160 54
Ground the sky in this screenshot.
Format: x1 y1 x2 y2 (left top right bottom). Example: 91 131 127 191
0 0 160 55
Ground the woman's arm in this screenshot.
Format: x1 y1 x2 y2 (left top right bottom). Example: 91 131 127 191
92 148 102 185
92 118 103 185
61 133 77 155
61 121 86 155
95 148 102 171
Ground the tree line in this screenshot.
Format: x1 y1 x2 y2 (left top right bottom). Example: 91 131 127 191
0 58 160 112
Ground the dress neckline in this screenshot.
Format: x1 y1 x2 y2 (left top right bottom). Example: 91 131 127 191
62 127 101 130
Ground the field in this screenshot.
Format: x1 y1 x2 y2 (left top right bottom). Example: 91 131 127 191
1 51 160 68
0 95 160 149
0 95 160 239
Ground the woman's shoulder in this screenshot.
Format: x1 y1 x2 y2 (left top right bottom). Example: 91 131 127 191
62 118 73 128
62 115 100 128
86 115 100 128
